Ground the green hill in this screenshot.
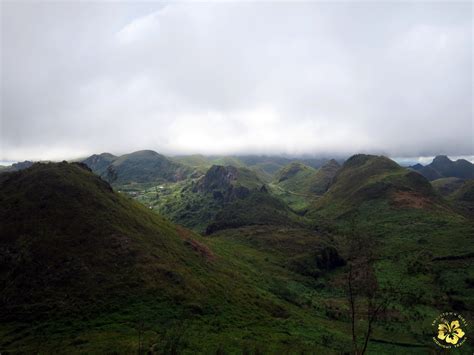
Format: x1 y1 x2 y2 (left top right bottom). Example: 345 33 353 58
171 154 211 168
0 162 215 323
270 160 340 213
308 154 474 250
138 165 299 233
308 159 340 194
431 176 474 214
83 150 190 185
446 179 474 216
209 156 245 168
205 190 300 234
194 165 263 195
310 154 442 219
274 160 340 196
81 152 116 176
275 162 313 183
306 155 474 352
431 177 465 197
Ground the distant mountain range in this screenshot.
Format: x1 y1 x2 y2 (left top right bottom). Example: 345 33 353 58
0 160 34 173
410 155 474 180
3 152 472 185
78 151 345 186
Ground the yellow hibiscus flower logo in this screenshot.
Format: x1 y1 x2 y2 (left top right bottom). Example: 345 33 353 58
432 312 468 349
437 320 465 345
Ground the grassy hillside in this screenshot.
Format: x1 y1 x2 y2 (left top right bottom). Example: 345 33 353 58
304 155 474 353
0 162 215 321
270 160 340 213
171 154 212 168
83 150 190 185
431 177 466 196
81 152 116 176
169 154 339 180
431 177 474 215
270 163 318 212
209 156 245 168
0 162 355 353
206 191 302 234
309 154 442 218
308 159 340 194
448 179 474 216
307 154 474 285
133 165 300 234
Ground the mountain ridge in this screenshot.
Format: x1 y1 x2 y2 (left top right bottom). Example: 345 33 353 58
82 150 191 185
410 155 474 181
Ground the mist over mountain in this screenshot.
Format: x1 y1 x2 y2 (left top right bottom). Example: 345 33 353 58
2 2 472 161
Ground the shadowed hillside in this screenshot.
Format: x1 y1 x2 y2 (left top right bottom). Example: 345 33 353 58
436 179 474 216
81 152 116 176
82 150 190 185
411 155 474 181
431 177 466 197
309 159 340 194
0 162 215 323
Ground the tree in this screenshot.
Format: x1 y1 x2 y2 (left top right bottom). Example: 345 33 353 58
137 319 145 354
345 222 392 355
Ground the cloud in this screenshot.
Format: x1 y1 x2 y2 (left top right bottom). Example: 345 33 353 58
1 1 472 161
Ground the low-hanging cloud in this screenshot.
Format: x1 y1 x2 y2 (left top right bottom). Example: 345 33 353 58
1 1 472 161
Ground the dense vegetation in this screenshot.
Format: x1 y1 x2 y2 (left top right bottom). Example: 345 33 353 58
1 153 473 353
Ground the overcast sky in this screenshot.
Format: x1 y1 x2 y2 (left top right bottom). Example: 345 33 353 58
1 1 472 161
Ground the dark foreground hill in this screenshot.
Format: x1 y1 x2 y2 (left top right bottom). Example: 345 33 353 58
0 162 215 323
411 155 474 180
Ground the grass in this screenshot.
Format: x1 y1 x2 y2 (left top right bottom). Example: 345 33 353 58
269 160 340 213
2 157 473 353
